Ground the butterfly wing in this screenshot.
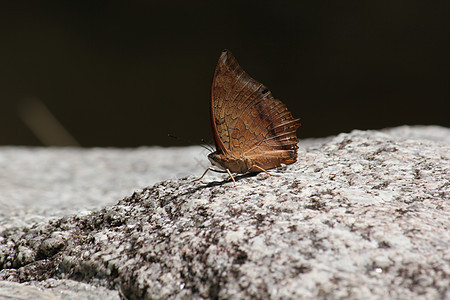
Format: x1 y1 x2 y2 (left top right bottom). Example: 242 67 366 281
210 50 300 165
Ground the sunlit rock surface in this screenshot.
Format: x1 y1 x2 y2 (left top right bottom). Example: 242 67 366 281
0 126 448 299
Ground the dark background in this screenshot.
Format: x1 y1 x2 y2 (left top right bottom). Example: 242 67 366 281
1 1 448 147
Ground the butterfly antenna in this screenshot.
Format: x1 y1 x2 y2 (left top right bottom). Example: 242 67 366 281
200 138 215 152
168 134 214 152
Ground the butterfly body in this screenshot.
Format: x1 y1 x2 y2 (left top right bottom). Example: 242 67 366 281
208 148 298 174
196 50 300 184
207 152 252 173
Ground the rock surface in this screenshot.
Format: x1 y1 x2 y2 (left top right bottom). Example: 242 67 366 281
0 126 449 299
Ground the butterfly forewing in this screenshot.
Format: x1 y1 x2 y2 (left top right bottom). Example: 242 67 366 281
211 50 300 167
210 51 255 155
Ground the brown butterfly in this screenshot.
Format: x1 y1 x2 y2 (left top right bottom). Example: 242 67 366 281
195 50 300 185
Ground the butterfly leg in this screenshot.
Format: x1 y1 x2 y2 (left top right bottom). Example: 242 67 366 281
226 169 236 186
253 165 281 177
192 168 213 182
193 168 228 182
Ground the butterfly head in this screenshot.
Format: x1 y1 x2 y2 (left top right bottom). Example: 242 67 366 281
208 152 227 170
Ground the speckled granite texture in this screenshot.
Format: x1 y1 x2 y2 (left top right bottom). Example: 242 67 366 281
0 126 449 299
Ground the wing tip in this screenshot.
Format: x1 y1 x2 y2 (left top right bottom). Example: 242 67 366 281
219 49 234 63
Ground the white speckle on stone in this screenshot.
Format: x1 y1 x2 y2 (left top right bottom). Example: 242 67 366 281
343 188 378 204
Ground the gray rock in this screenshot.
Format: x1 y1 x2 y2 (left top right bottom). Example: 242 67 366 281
0 279 120 300
0 146 208 222
0 126 449 299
